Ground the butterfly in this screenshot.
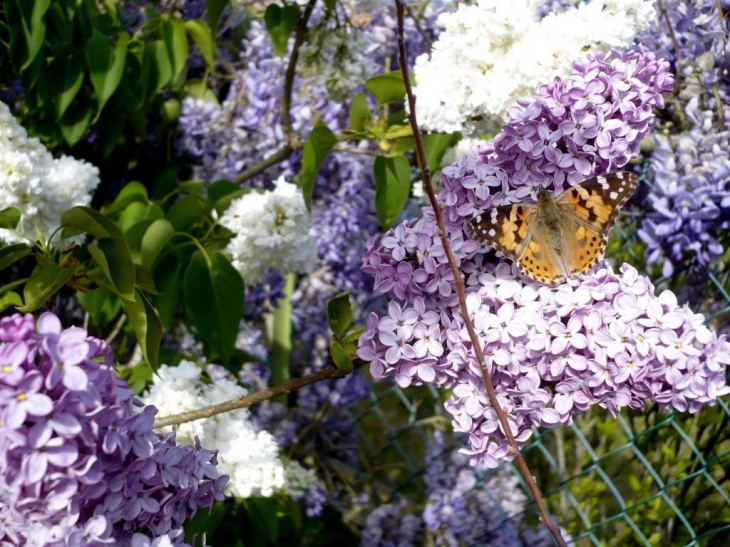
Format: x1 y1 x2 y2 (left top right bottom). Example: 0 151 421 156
467 171 638 286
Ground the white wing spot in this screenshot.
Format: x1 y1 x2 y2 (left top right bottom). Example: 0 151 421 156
488 228 496 237
609 191 618 200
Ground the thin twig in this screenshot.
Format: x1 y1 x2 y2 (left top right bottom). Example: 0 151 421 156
393 2 567 545
232 0 317 185
105 313 127 344
153 360 364 429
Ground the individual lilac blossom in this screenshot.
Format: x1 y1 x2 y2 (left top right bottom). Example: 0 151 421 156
359 47 730 469
0 313 226 546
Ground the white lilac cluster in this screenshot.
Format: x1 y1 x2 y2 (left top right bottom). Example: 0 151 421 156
143 360 286 499
299 24 380 101
220 177 318 285
413 0 656 135
0 101 99 244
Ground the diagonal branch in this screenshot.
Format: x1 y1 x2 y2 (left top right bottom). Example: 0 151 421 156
393 1 567 545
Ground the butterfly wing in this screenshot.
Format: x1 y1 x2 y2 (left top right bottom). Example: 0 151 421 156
555 171 638 277
468 203 567 285
468 203 538 263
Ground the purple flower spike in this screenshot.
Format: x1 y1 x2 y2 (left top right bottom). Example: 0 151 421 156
359 48 730 468
0 312 227 546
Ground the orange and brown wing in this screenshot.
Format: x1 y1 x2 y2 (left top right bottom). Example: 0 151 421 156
468 203 537 262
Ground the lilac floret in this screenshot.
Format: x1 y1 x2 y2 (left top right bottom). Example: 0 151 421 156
0 312 227 546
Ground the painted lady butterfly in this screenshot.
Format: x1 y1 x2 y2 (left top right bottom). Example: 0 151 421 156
467 171 638 286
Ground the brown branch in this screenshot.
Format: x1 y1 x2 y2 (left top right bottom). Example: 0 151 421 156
231 0 317 185
154 359 366 429
394 2 567 545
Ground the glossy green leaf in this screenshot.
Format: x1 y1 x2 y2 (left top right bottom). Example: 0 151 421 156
0 292 23 313
244 497 279 543
107 182 149 218
119 202 151 234
422 132 462 173
142 40 173 100
19 263 78 312
122 288 163 371
178 180 204 197
86 31 130 115
206 0 228 31
167 195 202 231
61 206 123 239
208 180 240 203
88 237 136 301
162 17 188 81
264 3 300 58
185 19 215 68
301 120 338 209
183 251 245 361
152 252 182 328
60 101 93 147
0 243 32 271
374 156 411 229
57 52 85 119
141 219 175 270
327 291 353 338
134 263 159 294
76 285 122 328
330 341 353 376
349 93 370 132
365 71 407 106
16 0 51 71
0 208 21 230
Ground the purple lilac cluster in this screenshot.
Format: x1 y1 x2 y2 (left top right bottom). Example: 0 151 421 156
0 313 227 546
360 499 424 547
358 48 730 469
422 433 569 546
634 1 730 278
639 101 730 277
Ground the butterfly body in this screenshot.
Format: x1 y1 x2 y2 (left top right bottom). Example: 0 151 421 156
468 172 638 286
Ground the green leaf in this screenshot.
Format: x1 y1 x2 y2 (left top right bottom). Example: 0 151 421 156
264 3 300 58
61 206 123 240
178 180 204 197
141 219 175 271
88 237 136 301
244 497 279 543
86 31 130 116
373 156 411 229
107 182 149 218
119 202 151 234
206 0 228 31
330 341 353 376
301 120 338 209
183 251 245 361
326 291 353 338
422 132 462 173
142 40 173 100
17 0 51 71
162 17 188 82
365 71 406 106
207 180 240 203
152 252 182 328
0 243 32 271
60 102 94 147
57 52 86 119
76 285 122 328
0 292 23 312
122 288 163 371
134 263 159 294
19 263 78 312
167 195 202 231
0 208 21 230
349 93 370 132
185 19 215 68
